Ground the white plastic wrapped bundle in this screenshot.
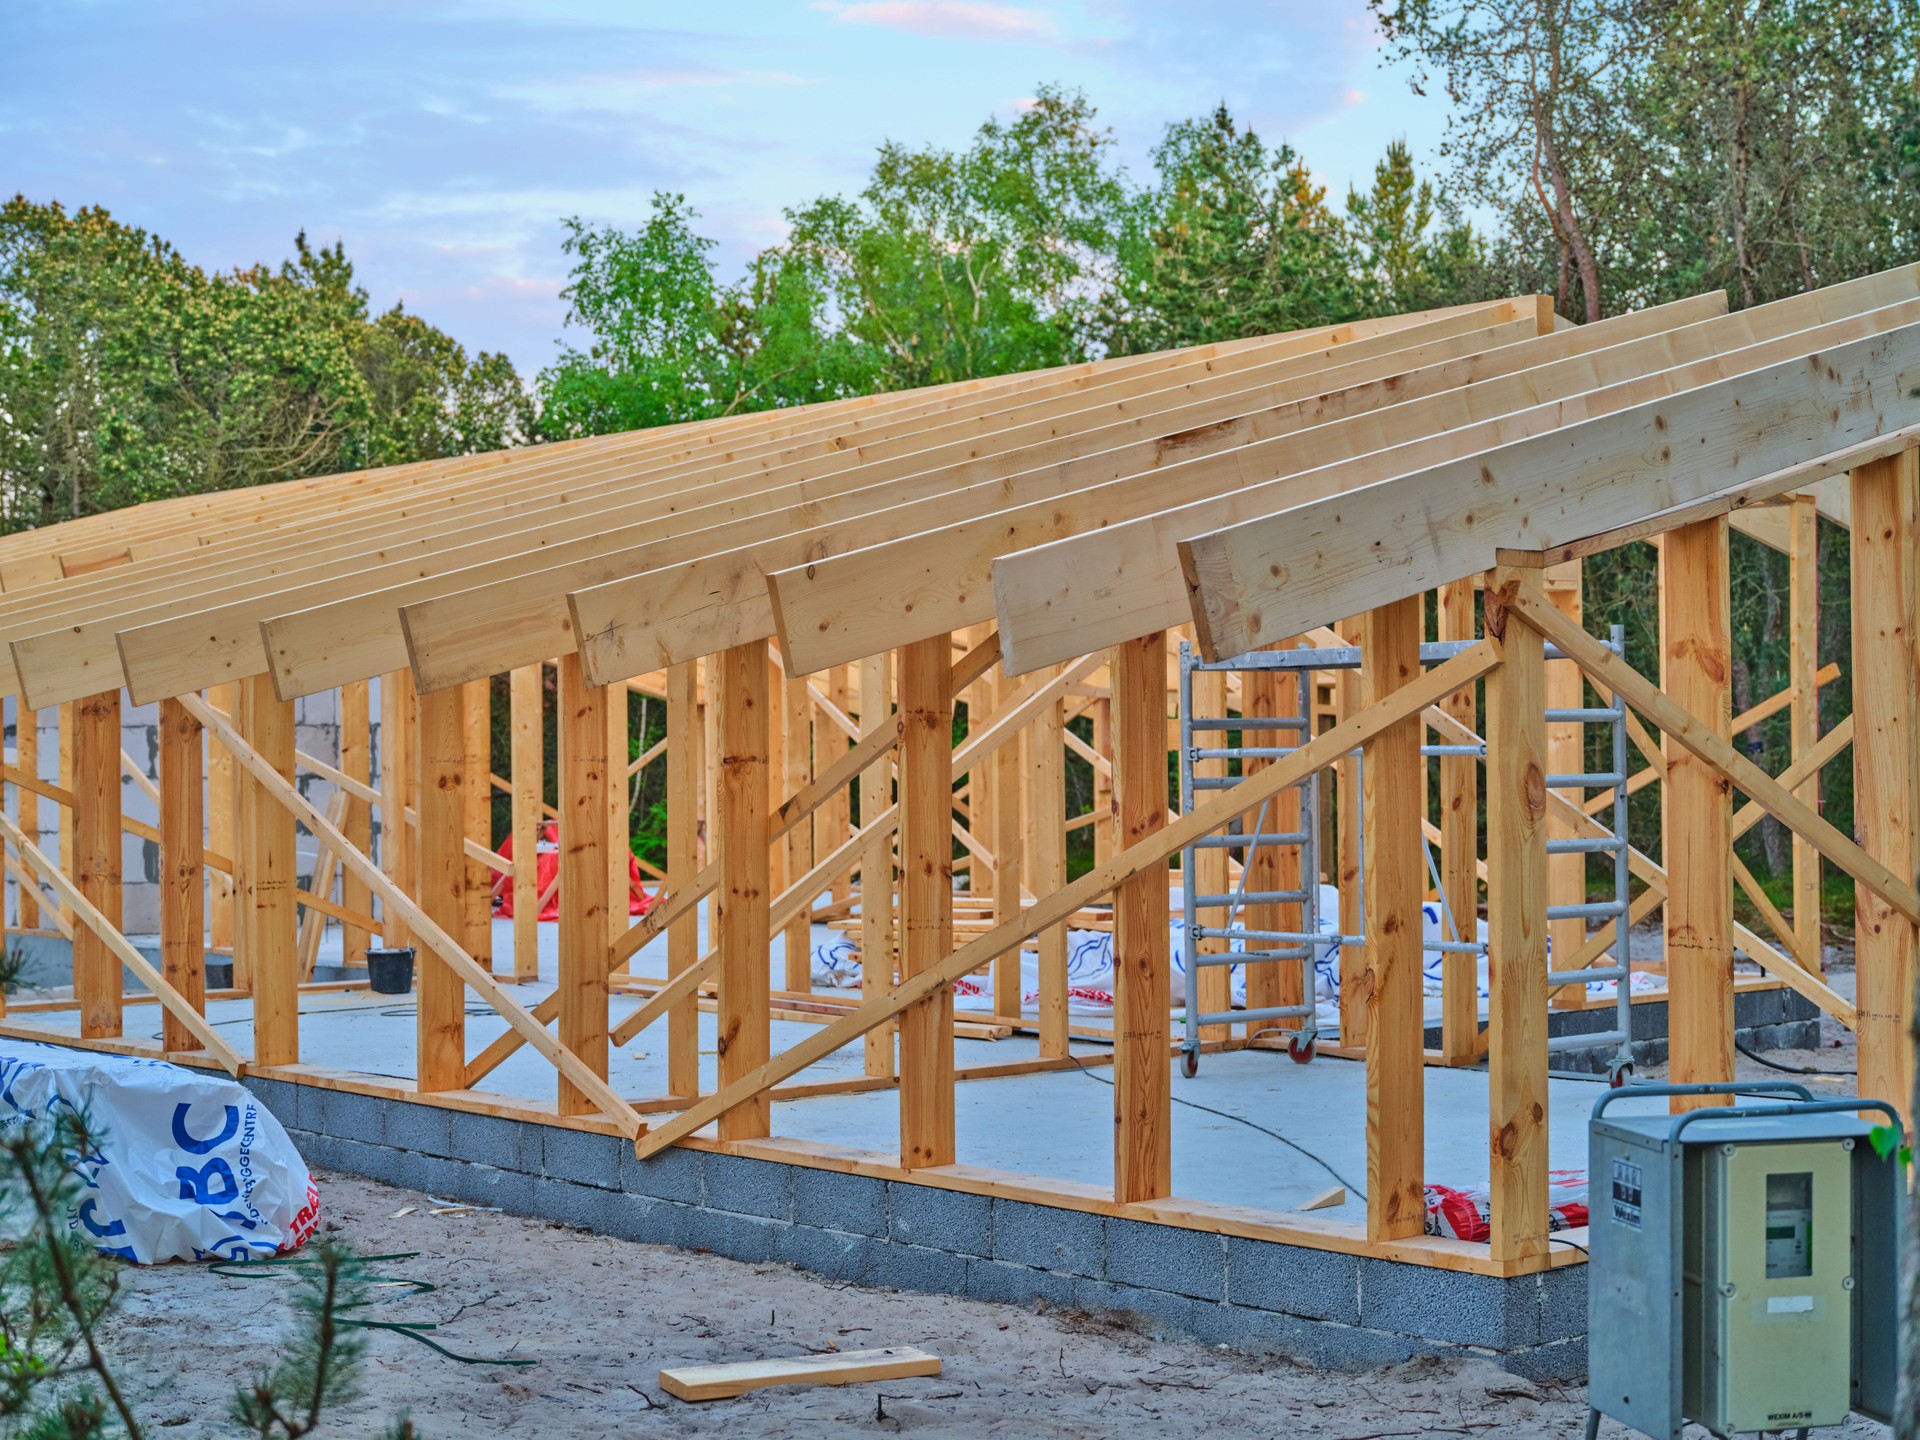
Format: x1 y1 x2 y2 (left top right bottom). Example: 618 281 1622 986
0 1041 319 1264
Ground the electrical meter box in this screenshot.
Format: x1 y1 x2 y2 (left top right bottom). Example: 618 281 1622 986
1586 1082 1901 1440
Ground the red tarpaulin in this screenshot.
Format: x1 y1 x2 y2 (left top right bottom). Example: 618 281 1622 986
492 821 653 920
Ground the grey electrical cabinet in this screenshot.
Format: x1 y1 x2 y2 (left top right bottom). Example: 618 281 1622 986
1585 1082 1902 1440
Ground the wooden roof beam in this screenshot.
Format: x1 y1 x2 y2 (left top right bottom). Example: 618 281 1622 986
1178 321 1920 662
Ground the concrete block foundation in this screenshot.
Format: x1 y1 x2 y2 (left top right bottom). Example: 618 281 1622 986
240 1077 1588 1380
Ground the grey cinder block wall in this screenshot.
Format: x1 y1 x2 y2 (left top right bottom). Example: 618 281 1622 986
240 1077 1589 1381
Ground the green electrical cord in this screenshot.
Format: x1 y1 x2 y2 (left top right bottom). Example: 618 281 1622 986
209 1251 537 1367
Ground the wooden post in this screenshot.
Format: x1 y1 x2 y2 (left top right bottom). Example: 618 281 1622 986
340 679 373 967
1361 598 1425 1240
666 660 702 1096
509 665 543 982
1032 680 1070 1060
240 674 298 1066
462 677 492 968
1545 567 1586 1009
1849 447 1919 1123
1091 696 1116 864
991 670 1024 1020
1113 632 1172 1203
558 654 611 1118
207 684 236 954
1437 579 1481 1062
607 681 630 964
72 689 122 1039
783 667 813 992
1335 625 1366 1047
858 653 896 1079
716 642 772 1141
898 635 955 1169
378 669 416 949
1484 567 1549 1262
416 683 469 1092
826 666 854 905
1660 518 1735 1110
57 702 73 932
16 701 37 930
1787 495 1823 970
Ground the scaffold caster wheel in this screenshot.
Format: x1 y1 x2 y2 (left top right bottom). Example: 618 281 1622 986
1608 1060 1634 1089
1179 1049 1200 1080
1287 1034 1317 1065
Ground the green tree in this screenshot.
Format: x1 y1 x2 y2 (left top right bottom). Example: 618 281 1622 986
0 200 531 531
1103 105 1361 353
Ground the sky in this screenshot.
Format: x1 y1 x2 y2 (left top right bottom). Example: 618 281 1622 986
1 1 1450 373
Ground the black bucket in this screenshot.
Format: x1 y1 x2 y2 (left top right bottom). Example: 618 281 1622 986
204 959 235 991
366 947 416 996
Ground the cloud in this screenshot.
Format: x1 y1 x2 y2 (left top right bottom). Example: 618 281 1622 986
812 1 1060 44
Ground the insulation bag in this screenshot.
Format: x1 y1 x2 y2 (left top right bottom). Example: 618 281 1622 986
1424 1169 1590 1243
0 1040 319 1264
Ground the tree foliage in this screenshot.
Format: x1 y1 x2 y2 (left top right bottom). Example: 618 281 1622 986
0 200 531 531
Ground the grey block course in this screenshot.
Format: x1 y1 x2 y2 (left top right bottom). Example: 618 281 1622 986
269 1085 1590 1380
705 1154 795 1221
1359 1259 1539 1349
887 1181 990 1254
1104 1216 1226 1301
965 1257 1077 1308
620 1143 706 1206
450 1111 542 1174
992 1199 1102 1276
1225 1236 1361 1324
383 1098 453 1158
543 1126 623 1190
794 1166 886 1237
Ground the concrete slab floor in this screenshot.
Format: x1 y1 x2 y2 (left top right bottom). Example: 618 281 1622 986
13 906 1678 1234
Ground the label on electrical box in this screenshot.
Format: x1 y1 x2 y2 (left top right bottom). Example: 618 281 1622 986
1766 1295 1815 1315
1609 1157 1644 1229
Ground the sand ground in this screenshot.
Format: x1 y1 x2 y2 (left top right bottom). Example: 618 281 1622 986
87 1170 1890 1440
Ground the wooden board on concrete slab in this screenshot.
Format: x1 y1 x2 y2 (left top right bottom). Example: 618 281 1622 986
658 1346 942 1402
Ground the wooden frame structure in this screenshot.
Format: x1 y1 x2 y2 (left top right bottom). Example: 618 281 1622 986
2 271 1915 1283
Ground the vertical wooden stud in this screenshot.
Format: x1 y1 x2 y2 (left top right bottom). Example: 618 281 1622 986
1849 448 1919 1123
72 689 122 1039
666 660 702 1096
1031 682 1070 1060
858 653 897 1079
207 684 236 955
240 675 298 1066
898 635 955 1169
1660 517 1736 1110
1438 579 1481 1063
1112 631 1172 1204
1484 567 1549 1262
1334 626 1366 1047
606 680 630 961
462 677 492 968
1787 494 1823 969
991 671 1024 1019
340 679 373 967
416 683 469 1092
1092 695 1116 865
378 669 416 949
57 702 73 932
558 654 611 1117
783 667 813 992
1361 598 1425 1240
716 642 772 1141
509 665 543 982
16 701 38 930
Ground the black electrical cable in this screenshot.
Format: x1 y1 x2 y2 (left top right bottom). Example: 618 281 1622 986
1733 1040 1855 1078
1065 1055 1366 1200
